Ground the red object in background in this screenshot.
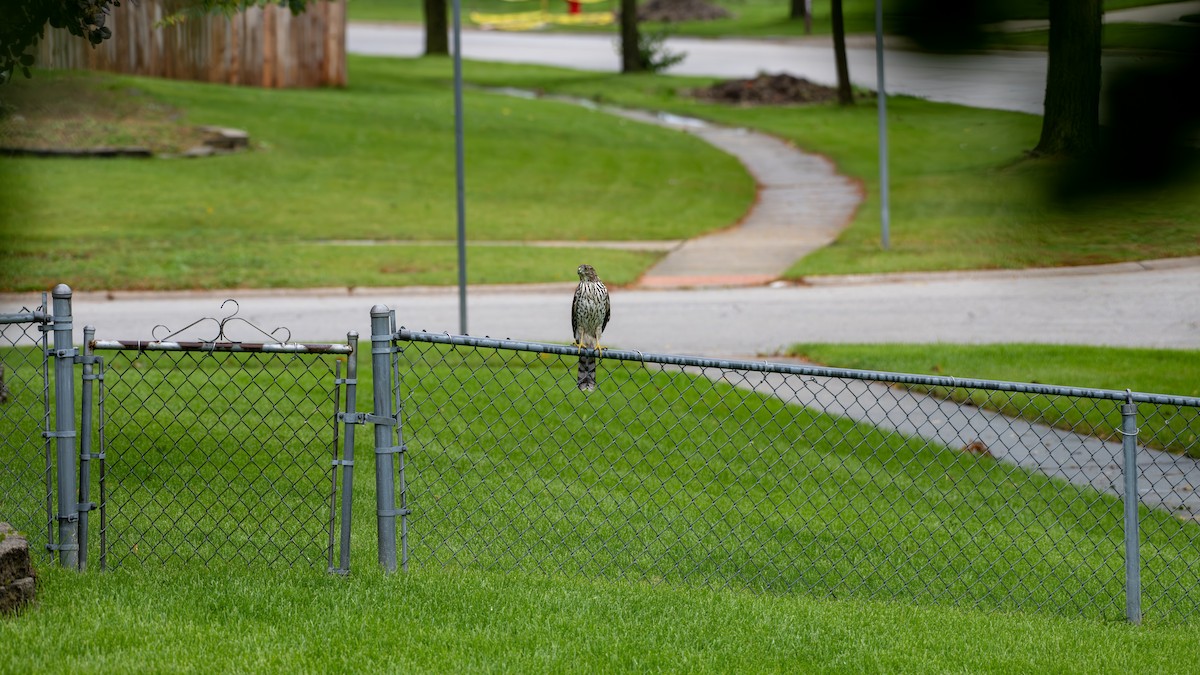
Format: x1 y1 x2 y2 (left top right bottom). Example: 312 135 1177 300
568 0 580 13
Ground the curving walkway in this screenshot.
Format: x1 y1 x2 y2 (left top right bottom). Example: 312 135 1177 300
609 110 863 288
503 96 864 289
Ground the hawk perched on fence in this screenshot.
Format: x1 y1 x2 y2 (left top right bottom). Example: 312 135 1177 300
572 263 610 392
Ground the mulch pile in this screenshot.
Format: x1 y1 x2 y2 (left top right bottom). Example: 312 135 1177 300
637 0 730 22
692 72 855 105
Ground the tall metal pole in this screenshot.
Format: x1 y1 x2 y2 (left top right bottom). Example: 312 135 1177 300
78 325 96 571
452 0 468 334
1121 391 1142 624
370 307 398 572
51 284 78 569
874 0 891 251
337 331 358 574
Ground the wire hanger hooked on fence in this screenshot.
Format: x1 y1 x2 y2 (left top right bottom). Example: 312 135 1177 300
150 299 292 345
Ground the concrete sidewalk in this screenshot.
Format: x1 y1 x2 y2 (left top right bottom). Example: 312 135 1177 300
585 107 862 288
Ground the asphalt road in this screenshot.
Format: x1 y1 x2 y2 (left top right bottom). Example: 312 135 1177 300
347 23 1163 116
9 261 1194 357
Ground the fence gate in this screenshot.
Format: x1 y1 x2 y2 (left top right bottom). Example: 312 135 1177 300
0 294 53 558
87 304 359 571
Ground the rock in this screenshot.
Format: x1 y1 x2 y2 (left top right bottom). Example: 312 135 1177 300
198 126 250 151
0 523 36 615
180 145 217 158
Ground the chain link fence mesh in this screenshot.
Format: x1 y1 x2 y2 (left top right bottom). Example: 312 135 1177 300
94 346 344 568
392 332 1200 622
0 301 50 556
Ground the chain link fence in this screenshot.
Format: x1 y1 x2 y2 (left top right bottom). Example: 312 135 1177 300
0 288 364 574
387 329 1200 623
0 296 51 556
5 288 1198 625
91 337 357 570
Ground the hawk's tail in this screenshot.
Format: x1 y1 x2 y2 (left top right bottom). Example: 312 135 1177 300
577 355 597 392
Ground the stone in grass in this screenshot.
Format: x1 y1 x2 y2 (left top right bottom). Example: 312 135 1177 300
197 126 250 151
0 522 36 616
179 126 250 158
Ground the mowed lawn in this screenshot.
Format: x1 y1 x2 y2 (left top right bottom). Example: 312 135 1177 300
5 56 1198 291
431 59 1200 277
0 61 753 291
2 342 1200 671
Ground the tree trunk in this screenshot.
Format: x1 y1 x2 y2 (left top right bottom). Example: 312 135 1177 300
620 0 643 73
831 0 853 105
789 0 806 20
424 0 449 56
1033 0 1101 157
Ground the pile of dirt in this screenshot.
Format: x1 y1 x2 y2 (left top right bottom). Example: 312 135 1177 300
637 0 730 23
691 72 856 106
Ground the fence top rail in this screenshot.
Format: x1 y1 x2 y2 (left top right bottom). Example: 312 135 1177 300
0 311 50 325
91 339 354 355
394 328 1200 409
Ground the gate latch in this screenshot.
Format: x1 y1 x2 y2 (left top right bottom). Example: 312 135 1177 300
338 412 397 426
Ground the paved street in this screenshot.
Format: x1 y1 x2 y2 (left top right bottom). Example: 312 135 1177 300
7 259 1195 357
348 23 1167 115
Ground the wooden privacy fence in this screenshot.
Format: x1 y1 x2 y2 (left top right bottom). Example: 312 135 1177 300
35 0 346 88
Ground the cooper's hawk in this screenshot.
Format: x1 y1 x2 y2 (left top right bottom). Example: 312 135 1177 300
571 263 610 392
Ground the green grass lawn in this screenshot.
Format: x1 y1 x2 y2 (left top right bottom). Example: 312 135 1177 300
0 63 753 291
5 55 1198 291
789 343 1200 456
4 563 1200 672
421 58 1200 277
2 341 1200 669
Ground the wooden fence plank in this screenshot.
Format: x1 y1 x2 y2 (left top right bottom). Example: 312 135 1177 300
34 0 346 88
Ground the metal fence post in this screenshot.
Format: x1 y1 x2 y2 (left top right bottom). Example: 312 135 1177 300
371 306 398 572
391 310 409 573
77 325 97 570
50 284 79 569
336 331 359 574
1121 391 1142 625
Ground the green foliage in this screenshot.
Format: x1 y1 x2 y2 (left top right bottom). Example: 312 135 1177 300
635 27 687 73
1 0 119 83
157 0 310 26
